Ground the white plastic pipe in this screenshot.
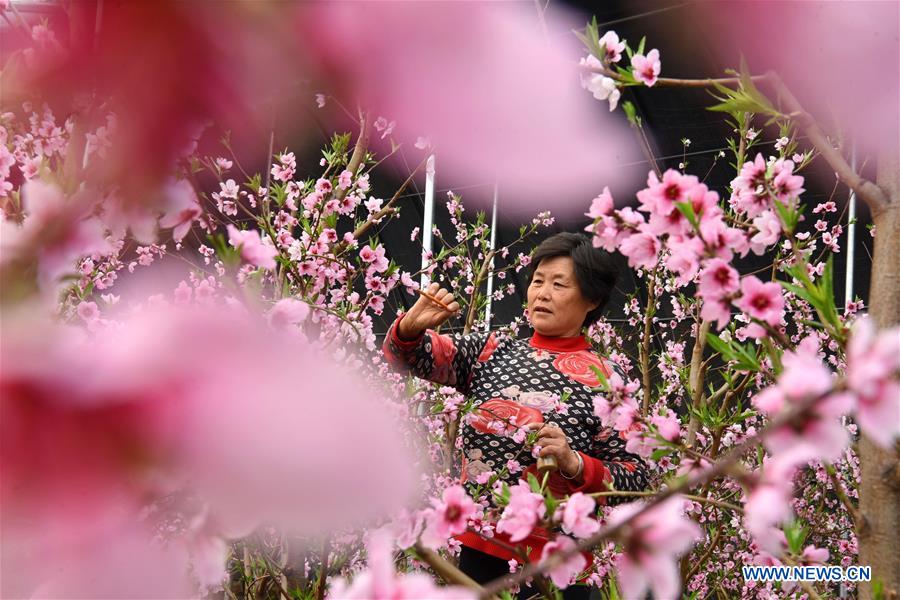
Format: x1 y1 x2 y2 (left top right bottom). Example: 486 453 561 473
844 143 856 308
484 183 499 330
421 154 436 289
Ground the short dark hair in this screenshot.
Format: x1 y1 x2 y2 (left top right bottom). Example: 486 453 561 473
529 232 618 328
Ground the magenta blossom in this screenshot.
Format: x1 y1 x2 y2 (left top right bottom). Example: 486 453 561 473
539 536 587 589
697 258 739 301
734 275 784 329
631 48 661 86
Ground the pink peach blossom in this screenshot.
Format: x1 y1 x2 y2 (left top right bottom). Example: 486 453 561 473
227 224 277 270
631 49 661 87
846 316 900 448
158 178 202 242
561 492 599 539
608 496 701 600
496 481 545 542
420 485 477 549
328 530 474 600
619 231 660 270
734 276 784 328
539 536 587 589
598 30 625 63
697 258 739 301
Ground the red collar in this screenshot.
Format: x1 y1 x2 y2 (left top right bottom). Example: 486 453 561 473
529 331 590 353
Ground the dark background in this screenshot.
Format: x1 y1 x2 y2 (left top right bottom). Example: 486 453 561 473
352 0 875 339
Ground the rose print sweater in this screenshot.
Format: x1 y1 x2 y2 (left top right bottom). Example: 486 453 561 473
383 317 649 562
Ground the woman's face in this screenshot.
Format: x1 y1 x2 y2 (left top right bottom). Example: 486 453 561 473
526 256 598 338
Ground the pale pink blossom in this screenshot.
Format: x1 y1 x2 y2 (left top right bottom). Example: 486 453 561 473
496 481 545 542
754 337 851 466
700 296 732 330
328 530 474 600
665 237 704 286
608 496 701 600
598 30 625 63
539 536 587 589
338 169 353 190
734 276 784 328
159 178 202 242
271 152 296 183
315 93 327 108
846 316 900 448
76 301 100 323
560 492 599 539
743 465 795 553
1 305 419 598
749 210 782 254
579 56 621 111
631 49 661 86
585 187 614 219
651 412 681 442
267 298 310 329
2 180 113 291
227 225 277 270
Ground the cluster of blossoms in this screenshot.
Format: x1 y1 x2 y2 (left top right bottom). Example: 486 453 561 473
578 28 662 111
584 157 809 338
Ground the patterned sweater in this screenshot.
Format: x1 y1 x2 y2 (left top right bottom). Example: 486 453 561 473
383 317 649 561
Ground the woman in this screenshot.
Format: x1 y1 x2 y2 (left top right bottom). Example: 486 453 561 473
383 233 648 597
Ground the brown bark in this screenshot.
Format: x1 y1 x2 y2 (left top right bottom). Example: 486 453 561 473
858 151 900 600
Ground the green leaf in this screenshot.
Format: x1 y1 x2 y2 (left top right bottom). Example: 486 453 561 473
635 36 646 57
783 521 807 555
622 100 642 127
674 201 700 229
526 472 542 494
650 447 673 461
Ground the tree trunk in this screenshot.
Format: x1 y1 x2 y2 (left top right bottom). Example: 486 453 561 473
858 151 900 600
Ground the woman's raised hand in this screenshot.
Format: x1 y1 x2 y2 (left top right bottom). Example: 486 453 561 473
397 282 460 339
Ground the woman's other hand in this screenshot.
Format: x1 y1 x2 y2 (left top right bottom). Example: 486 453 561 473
397 282 460 340
529 422 582 478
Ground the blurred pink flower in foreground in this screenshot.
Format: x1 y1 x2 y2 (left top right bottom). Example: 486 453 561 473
298 2 641 213
227 224 278 270
700 2 898 156
328 529 474 600
1 303 417 597
846 316 900 448
607 496 701 600
539 535 587 589
0 179 113 291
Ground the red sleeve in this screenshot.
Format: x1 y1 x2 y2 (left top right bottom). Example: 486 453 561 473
522 452 614 502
